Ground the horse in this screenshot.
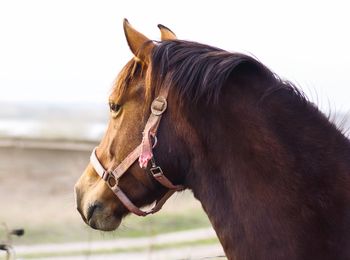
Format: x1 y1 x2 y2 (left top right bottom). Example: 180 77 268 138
74 19 350 259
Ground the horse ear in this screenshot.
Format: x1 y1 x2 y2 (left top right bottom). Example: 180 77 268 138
123 19 154 62
158 24 177 40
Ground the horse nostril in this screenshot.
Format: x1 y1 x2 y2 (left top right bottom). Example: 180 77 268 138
87 203 101 222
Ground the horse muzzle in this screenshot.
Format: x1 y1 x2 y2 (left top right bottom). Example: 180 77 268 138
74 173 122 231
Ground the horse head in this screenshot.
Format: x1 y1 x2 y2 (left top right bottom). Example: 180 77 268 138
74 20 182 231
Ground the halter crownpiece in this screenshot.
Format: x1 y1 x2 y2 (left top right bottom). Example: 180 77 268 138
90 87 184 216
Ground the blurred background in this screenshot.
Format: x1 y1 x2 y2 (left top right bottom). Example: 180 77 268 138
0 0 349 259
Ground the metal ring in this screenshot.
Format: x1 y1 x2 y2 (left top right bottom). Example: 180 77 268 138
152 136 158 148
107 174 117 188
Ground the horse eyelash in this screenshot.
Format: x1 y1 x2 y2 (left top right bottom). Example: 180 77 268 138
109 103 121 112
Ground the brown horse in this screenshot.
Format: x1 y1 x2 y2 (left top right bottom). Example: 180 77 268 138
74 20 350 259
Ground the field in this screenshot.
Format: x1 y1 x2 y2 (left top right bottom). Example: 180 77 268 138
0 138 212 247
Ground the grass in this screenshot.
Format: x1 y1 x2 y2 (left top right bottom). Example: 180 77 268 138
0 145 213 251
10 209 211 245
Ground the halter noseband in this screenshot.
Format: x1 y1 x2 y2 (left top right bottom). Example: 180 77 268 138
89 87 184 216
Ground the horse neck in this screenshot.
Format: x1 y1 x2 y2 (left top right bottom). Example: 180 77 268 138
179 80 350 258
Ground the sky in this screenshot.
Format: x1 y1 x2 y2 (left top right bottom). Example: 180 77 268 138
0 0 349 112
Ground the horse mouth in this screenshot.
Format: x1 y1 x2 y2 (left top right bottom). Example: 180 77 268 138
81 203 123 231
88 215 122 231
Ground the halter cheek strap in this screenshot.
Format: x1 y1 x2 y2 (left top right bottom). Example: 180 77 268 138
139 88 169 168
90 88 185 216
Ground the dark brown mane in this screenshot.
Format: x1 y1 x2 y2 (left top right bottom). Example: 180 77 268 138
149 40 308 107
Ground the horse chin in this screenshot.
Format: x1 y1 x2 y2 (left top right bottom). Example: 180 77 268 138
87 213 122 231
81 202 123 231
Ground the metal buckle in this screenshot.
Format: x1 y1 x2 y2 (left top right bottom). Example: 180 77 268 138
151 96 167 116
150 166 164 178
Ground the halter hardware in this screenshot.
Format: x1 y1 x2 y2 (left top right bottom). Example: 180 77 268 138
150 166 164 178
150 157 165 178
151 96 167 116
104 172 117 188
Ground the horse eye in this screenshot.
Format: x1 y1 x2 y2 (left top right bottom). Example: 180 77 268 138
109 103 121 113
